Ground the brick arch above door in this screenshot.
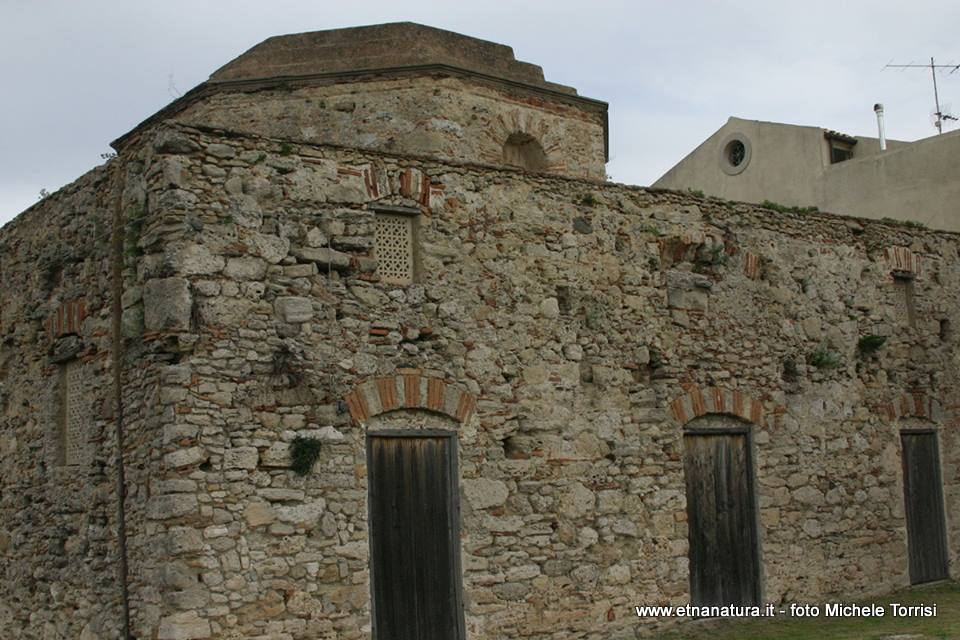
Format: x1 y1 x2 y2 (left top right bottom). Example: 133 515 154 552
668 384 769 428
344 370 478 426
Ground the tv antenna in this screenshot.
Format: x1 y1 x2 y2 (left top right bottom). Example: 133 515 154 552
884 57 959 134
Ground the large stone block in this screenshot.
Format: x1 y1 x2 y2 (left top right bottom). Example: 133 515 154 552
274 296 314 323
144 278 192 331
223 446 259 470
464 478 509 510
291 246 351 270
147 494 199 520
157 611 211 640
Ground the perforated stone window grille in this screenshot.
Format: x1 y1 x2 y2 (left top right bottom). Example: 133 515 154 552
892 274 917 328
62 360 91 467
374 212 416 285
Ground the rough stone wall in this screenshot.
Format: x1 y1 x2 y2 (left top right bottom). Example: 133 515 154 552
120 122 959 639
170 75 607 181
0 168 125 639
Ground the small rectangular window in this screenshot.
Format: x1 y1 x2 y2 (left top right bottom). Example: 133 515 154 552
374 212 416 285
893 274 917 328
825 131 857 164
61 360 90 467
830 145 854 163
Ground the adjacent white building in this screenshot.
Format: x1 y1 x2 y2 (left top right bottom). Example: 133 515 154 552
654 116 960 232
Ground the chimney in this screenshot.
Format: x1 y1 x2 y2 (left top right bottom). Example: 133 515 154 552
874 103 887 151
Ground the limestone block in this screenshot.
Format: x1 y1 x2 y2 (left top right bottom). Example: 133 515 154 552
578 526 599 547
539 297 560 319
144 278 192 331
205 143 236 159
542 559 573 576
174 243 225 276
165 527 204 554
276 499 327 525
274 296 313 323
121 306 144 338
283 263 318 278
157 611 211 640
563 343 584 361
223 446 258 470
248 233 290 264
259 488 305 502
224 257 267 280
666 270 711 311
792 486 825 506
164 446 207 469
154 130 200 154
260 442 291 467
560 482 595 519
148 494 198 520
306 227 328 247
166 588 210 611
291 246 351 270
245 502 277 527
602 563 631 585
160 157 190 189
464 478 509 510
505 564 540 581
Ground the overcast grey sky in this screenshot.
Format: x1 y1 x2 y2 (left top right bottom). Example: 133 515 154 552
2 0 958 227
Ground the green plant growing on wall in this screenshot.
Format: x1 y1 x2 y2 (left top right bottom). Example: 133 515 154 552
279 143 294 156
693 244 727 273
123 206 146 258
807 343 841 369
687 188 705 198
857 334 887 355
782 357 799 382
271 344 304 388
579 193 598 207
290 437 322 476
881 217 927 230
761 199 819 215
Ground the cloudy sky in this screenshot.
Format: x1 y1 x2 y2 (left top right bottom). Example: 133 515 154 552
2 0 958 227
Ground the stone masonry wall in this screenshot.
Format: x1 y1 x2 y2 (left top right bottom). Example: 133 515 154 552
0 168 125 639
170 75 607 181
120 121 960 639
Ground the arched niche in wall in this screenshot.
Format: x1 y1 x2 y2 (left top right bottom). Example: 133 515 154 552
502 132 548 172
682 412 763 608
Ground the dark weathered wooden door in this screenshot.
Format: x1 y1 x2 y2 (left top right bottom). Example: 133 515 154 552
367 433 465 640
901 430 949 584
684 430 761 608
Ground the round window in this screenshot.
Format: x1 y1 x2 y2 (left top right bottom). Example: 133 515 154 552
719 134 751 175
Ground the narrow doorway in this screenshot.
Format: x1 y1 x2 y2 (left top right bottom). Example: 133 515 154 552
367 432 466 640
684 426 761 607
901 429 950 584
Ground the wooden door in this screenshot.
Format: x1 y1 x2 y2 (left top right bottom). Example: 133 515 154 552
684 430 761 607
367 432 465 640
901 430 950 584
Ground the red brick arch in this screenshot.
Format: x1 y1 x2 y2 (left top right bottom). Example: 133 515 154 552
668 385 767 427
875 391 944 423
344 370 477 426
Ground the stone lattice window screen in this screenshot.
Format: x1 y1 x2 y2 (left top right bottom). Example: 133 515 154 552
892 274 917 328
62 360 91 467
374 213 415 285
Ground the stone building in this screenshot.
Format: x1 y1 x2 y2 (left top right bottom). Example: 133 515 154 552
1 22 958 640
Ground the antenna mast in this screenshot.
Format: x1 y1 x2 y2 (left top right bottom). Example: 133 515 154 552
884 57 959 134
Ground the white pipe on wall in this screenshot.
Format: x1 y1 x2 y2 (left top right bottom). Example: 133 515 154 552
874 103 887 151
